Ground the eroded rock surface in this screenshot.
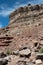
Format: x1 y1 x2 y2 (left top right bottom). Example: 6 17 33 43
0 4 43 65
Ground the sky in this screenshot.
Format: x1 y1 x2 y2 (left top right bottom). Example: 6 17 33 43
0 0 43 28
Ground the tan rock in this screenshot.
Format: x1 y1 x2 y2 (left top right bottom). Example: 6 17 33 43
35 59 42 64
19 48 31 56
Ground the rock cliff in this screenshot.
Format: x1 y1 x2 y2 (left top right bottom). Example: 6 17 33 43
0 4 43 65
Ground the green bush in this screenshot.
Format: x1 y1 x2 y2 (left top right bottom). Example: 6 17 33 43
6 50 12 55
40 48 43 53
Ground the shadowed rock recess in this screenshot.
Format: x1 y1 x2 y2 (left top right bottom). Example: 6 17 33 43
0 4 43 65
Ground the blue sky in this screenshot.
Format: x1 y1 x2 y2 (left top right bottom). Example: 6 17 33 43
0 0 43 28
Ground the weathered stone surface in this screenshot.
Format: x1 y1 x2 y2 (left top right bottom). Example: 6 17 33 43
36 53 43 60
13 50 19 55
0 52 7 58
19 48 31 57
9 4 43 18
4 56 11 62
30 52 36 61
0 4 43 65
0 59 8 65
35 59 42 64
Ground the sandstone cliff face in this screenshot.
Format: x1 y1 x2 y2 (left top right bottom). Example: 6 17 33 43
0 4 43 65
9 4 43 24
0 4 43 51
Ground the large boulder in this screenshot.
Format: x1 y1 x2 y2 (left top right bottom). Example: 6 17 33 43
0 59 8 65
19 48 31 57
0 55 11 65
35 59 42 64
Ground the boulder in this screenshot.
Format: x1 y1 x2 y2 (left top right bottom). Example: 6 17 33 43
0 52 7 58
32 40 38 47
13 50 19 55
0 59 8 65
35 59 42 64
30 52 36 61
36 53 43 60
4 56 11 62
19 48 31 57
17 61 26 65
17 59 33 65
40 41 43 45
0 55 11 65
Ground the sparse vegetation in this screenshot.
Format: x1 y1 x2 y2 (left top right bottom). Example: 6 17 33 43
6 50 12 55
40 48 43 53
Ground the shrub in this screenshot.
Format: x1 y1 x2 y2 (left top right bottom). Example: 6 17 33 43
40 48 43 53
6 50 12 55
